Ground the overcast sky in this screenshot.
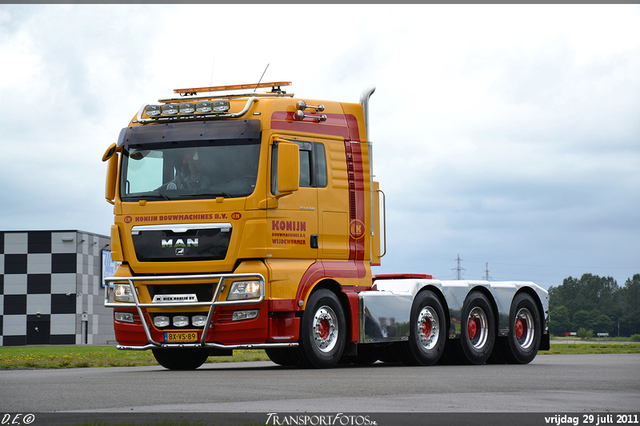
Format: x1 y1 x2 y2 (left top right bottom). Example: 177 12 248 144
1 4 638 290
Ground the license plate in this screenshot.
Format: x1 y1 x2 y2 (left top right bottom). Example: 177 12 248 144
165 332 198 342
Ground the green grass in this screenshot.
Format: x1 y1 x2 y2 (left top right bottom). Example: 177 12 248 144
551 335 636 343
0 346 269 369
538 343 640 355
2 343 639 369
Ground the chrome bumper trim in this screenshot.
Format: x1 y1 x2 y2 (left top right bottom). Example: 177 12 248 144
116 342 298 351
105 273 268 349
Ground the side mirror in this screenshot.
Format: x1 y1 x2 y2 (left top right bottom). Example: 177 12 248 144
277 142 299 195
104 144 118 204
102 142 117 162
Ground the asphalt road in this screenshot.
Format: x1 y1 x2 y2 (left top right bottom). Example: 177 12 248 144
1 354 639 425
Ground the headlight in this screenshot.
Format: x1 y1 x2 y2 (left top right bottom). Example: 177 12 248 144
227 280 262 300
114 284 134 302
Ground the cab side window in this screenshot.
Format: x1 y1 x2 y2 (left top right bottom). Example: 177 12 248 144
271 140 327 194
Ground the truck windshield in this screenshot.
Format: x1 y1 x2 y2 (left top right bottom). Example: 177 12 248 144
120 140 260 201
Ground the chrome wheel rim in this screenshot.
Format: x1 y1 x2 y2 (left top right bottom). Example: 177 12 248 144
312 305 339 353
417 306 440 350
467 307 489 350
515 307 535 349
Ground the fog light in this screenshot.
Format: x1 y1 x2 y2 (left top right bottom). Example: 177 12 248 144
213 100 230 112
232 310 259 321
115 312 134 323
162 103 179 115
145 105 162 117
173 316 189 327
196 101 213 113
179 102 196 114
154 316 170 328
192 315 208 327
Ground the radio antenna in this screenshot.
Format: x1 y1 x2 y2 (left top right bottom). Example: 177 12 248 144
255 64 269 91
209 57 215 87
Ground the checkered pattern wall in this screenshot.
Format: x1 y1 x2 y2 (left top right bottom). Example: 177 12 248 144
0 230 115 346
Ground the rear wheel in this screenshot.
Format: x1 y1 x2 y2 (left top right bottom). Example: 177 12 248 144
460 291 495 364
152 348 209 370
504 293 541 364
353 345 379 365
402 290 446 365
299 289 346 368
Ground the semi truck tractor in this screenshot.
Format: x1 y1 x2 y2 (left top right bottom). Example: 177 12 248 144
102 81 549 369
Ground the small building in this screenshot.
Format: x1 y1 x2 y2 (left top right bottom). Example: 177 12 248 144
0 230 116 346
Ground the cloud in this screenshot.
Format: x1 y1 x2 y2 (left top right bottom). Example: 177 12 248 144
0 4 638 288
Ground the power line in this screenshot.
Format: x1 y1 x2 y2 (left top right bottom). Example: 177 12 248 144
482 262 492 281
452 254 466 280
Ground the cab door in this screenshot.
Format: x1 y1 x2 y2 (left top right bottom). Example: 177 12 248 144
266 137 319 260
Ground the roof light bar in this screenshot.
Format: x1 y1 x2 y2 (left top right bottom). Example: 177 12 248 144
141 99 232 119
138 97 261 122
174 81 291 96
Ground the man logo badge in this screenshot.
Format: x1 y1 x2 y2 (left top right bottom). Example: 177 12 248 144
161 238 198 256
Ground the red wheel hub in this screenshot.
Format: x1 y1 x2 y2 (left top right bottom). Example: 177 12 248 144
318 319 330 340
468 318 478 339
515 318 525 338
422 319 432 337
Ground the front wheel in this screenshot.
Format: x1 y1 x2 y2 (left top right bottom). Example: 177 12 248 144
298 289 347 368
265 347 302 367
152 348 209 370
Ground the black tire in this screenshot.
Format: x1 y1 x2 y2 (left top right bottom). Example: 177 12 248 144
151 348 209 370
265 347 301 367
438 339 466 365
353 345 379 365
339 344 378 365
503 292 542 364
459 291 496 365
378 344 401 364
298 289 347 368
403 290 447 366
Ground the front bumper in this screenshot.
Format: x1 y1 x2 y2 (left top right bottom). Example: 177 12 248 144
105 273 298 351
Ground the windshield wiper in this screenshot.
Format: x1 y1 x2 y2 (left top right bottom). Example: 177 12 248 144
197 192 234 199
123 193 171 201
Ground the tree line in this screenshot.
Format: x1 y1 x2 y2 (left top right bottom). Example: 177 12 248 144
548 273 640 338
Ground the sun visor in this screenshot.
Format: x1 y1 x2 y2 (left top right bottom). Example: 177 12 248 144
117 119 261 147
